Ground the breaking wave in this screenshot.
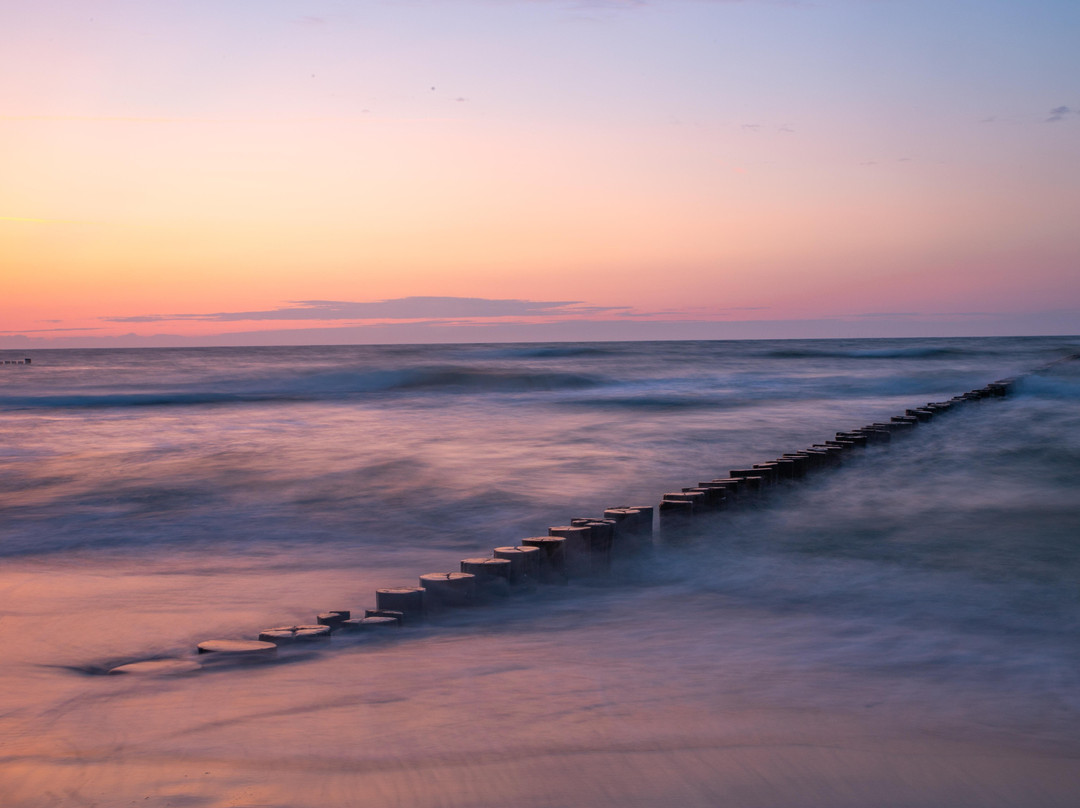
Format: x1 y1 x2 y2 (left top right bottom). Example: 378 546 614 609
764 346 968 360
0 366 606 411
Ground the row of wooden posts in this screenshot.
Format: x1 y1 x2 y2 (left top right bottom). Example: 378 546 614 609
109 376 1015 674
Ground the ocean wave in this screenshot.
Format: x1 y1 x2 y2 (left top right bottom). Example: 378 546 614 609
764 346 967 360
381 367 603 392
0 391 272 409
559 394 734 410
486 345 614 359
0 366 607 411
1013 373 1080 399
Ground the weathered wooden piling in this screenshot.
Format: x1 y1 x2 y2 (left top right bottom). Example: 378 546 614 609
339 616 399 632
888 421 917 431
603 507 642 529
461 557 512 580
571 517 616 546
730 473 766 491
258 625 332 644
109 659 202 676
707 478 748 497
602 508 652 553
316 611 350 628
375 587 426 618
571 518 616 570
825 439 856 450
691 483 732 502
606 506 654 537
460 557 513 597
658 498 695 543
855 428 891 442
867 422 902 434
548 525 592 574
419 572 477 608
493 545 541 581
520 536 568 582
687 482 731 497
663 491 707 508
628 505 655 534
769 458 800 477
731 468 774 486
196 640 277 661
752 462 784 482
774 456 809 477
835 432 869 447
659 498 694 519
682 487 726 509
364 609 405 624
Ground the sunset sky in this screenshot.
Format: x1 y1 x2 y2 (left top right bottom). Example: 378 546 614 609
2 0 1078 347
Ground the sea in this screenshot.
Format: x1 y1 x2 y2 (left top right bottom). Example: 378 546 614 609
1 336 1078 807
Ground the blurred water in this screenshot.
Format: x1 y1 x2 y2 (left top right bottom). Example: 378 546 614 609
1 336 1078 807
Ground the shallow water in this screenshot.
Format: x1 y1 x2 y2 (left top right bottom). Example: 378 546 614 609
1 337 1079 807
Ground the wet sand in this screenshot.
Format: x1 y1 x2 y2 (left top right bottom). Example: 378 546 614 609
3 556 1079 808
8 733 1080 808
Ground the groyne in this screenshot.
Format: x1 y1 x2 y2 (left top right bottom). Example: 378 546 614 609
96 367 1060 673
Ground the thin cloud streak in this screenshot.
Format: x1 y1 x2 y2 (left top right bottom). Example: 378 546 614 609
105 296 630 323
0 327 104 334
851 312 923 318
1046 105 1076 123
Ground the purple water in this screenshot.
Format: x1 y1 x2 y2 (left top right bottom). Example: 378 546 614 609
2 336 1078 806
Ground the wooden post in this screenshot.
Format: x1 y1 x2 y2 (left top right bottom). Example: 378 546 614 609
257 625 332 644
460 557 512 598
196 639 277 662
316 611 350 628
520 536 567 582
493 545 541 582
376 587 425 618
548 525 592 575
419 572 477 608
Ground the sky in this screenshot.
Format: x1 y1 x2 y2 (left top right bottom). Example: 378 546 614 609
2 0 1078 347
